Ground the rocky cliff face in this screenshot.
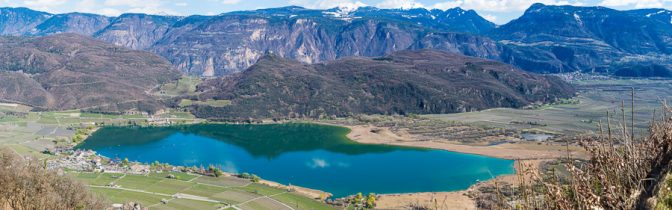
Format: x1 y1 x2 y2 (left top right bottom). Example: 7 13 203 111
152 14 500 75
94 14 180 50
147 6 500 76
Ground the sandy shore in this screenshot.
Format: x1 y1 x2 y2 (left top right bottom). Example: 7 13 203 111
375 191 476 210
345 125 586 160
373 159 545 209
340 124 585 209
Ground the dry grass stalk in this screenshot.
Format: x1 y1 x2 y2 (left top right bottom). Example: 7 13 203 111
494 102 672 210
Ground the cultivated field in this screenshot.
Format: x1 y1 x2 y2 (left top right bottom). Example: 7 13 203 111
72 171 333 210
0 105 199 154
152 76 202 97
426 78 672 135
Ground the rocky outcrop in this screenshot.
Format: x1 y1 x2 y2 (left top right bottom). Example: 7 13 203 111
94 14 180 50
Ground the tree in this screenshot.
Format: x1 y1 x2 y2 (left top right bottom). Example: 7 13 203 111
72 134 84 143
354 192 363 204
122 157 129 166
150 161 155 169
366 193 376 208
251 174 260 183
239 173 251 179
208 165 222 177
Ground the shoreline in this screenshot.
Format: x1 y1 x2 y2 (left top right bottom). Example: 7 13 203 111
340 124 586 160
78 121 585 209
335 124 586 209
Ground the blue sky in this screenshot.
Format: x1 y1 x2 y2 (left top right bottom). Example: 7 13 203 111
0 0 670 24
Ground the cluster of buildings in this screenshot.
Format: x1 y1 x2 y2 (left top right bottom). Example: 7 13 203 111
46 149 149 174
47 150 102 171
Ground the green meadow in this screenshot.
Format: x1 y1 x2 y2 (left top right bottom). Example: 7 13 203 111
72 172 334 210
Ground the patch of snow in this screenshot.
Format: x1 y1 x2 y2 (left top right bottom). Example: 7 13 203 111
337 5 359 14
323 6 363 21
646 10 665 17
574 13 583 26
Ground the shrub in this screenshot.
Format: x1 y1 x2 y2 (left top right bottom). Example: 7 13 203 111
0 149 106 209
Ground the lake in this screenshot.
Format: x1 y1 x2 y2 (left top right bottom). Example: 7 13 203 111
77 123 515 198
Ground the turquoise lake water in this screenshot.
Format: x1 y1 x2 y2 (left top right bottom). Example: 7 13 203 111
77 123 514 198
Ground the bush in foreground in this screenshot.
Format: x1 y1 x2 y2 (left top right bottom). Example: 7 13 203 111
0 149 106 210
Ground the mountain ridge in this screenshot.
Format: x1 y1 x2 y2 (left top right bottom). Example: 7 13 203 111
0 6 499 76
1 4 671 77
489 3 672 75
190 50 575 120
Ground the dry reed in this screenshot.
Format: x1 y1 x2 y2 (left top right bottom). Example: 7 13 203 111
507 99 672 210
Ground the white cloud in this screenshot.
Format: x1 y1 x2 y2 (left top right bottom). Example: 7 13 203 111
482 14 498 21
175 2 188 7
0 0 19 7
102 0 179 15
103 0 158 7
288 0 367 9
24 0 67 7
376 0 425 9
21 0 66 12
75 0 119 16
307 158 329 168
428 0 585 12
221 0 241 5
431 1 464 10
600 0 664 8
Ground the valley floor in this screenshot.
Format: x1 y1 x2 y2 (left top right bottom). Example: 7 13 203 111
1 77 670 209
318 77 672 208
